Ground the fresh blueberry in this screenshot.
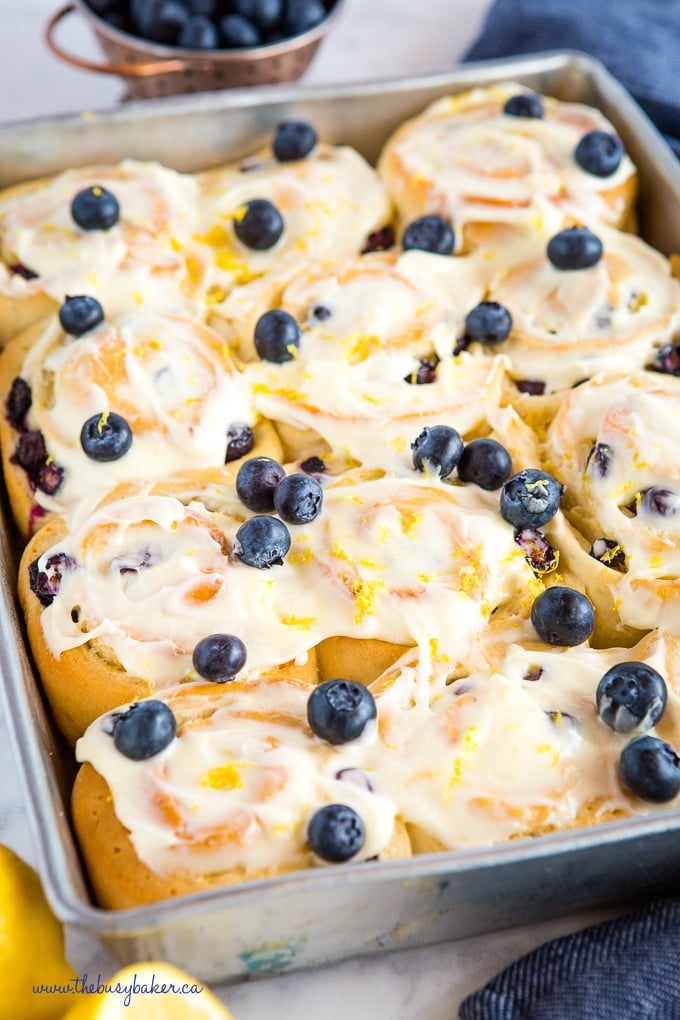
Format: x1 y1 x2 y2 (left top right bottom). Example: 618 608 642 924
225 422 255 462
547 227 603 271
574 131 624 177
274 473 323 524
5 377 31 429
649 344 680 376
590 538 627 572
185 0 218 15
233 199 284 250
28 552 76 607
14 430 47 473
273 119 318 161
232 0 282 28
178 14 219 47
71 185 120 231
236 456 286 511
500 469 563 528
87 0 123 14
530 586 595 646
192 633 247 682
284 0 326 35
464 302 512 345
620 735 680 803
586 443 611 479
404 355 439 385
233 515 291 568
219 13 262 46
59 295 104 337
361 226 396 254
132 0 188 43
457 438 512 490
112 700 177 761
307 803 365 862
80 412 133 462
503 93 544 118
102 9 130 30
596 661 667 735
307 679 377 744
411 425 464 479
515 527 559 575
402 215 455 255
254 309 300 362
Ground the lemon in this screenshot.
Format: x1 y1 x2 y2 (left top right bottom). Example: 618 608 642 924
61 962 235 1019
0 843 76 1020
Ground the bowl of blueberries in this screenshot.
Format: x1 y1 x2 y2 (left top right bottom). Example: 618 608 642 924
45 0 346 100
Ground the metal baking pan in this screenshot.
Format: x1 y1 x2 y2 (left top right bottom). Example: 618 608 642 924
3 50 680 984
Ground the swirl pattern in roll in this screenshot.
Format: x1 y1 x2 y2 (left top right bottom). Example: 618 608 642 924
195 144 392 306
72 675 410 907
378 82 637 249
223 250 507 468
472 225 680 392
0 161 202 340
72 627 680 906
21 469 545 740
544 370 680 633
0 309 272 536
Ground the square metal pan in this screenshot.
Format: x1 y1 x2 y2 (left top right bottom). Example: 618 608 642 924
3 50 680 983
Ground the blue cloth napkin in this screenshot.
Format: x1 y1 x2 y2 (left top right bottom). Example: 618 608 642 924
463 0 680 154
458 897 680 1019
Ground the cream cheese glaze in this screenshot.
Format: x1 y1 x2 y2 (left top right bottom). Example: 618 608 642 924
0 160 202 314
479 224 680 391
544 371 680 631
226 250 506 470
18 310 256 515
74 630 680 878
377 83 637 246
194 145 392 303
371 631 680 848
36 471 541 691
76 677 398 875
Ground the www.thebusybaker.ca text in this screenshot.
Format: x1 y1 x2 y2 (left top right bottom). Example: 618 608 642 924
33 972 204 1008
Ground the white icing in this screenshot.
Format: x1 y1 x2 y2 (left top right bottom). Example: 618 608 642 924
481 226 680 391
75 631 680 876
37 472 540 688
545 371 680 629
194 145 392 300
232 250 506 470
378 83 637 245
0 161 201 315
19 310 256 514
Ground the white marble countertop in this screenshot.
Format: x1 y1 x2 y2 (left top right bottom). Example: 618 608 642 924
0 1 625 1016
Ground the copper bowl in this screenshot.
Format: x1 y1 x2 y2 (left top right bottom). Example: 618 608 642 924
45 0 346 101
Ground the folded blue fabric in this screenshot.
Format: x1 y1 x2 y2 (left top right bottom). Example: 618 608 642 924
463 0 680 154
458 898 680 1019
